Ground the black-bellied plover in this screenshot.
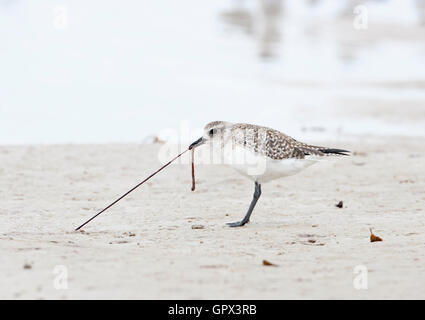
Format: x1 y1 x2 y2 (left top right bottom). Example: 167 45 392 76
189 121 349 227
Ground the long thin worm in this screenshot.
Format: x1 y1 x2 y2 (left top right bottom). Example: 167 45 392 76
191 148 196 191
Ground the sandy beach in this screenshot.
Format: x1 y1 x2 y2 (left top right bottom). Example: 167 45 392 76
1 136 424 299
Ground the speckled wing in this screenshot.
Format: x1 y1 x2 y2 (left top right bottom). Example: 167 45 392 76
230 123 349 160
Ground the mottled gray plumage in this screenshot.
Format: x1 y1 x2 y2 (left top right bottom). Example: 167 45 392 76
205 122 349 160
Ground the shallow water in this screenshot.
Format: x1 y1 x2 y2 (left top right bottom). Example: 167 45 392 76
1 0 424 144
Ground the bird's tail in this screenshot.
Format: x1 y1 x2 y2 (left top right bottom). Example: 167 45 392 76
317 148 350 156
298 145 350 157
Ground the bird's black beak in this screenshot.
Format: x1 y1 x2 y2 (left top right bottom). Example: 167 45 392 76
189 137 205 150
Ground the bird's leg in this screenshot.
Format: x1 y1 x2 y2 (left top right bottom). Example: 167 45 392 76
227 182 261 227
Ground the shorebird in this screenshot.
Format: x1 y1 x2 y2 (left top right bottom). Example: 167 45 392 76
189 121 349 227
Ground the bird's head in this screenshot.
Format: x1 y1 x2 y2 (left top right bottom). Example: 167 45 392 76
189 121 233 150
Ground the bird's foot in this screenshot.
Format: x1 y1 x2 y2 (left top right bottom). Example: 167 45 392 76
226 220 249 228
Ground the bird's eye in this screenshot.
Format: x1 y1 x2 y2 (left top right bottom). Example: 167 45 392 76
209 128 217 136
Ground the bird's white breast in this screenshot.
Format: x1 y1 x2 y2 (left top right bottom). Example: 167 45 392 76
213 141 317 183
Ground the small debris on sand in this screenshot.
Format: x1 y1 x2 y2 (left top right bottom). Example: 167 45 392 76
23 263 32 270
153 136 165 144
109 240 129 244
123 232 136 237
336 201 344 208
191 225 205 230
262 259 277 267
370 228 383 242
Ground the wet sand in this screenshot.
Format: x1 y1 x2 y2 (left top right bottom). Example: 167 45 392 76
1 136 425 299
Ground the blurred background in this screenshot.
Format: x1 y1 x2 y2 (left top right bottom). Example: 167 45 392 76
1 0 424 145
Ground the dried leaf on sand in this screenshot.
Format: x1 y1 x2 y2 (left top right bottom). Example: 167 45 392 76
370 228 383 242
262 259 278 267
